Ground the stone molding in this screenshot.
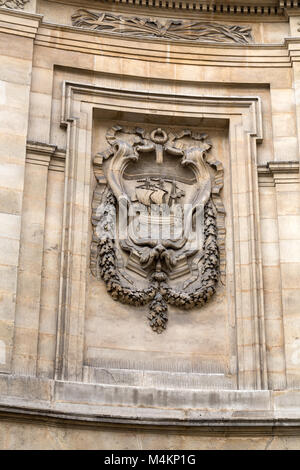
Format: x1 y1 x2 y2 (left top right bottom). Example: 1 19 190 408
111 1 281 16
44 0 300 17
0 7 295 67
26 141 66 172
55 79 266 392
45 0 285 17
258 161 300 186
1 374 300 431
33 21 298 68
0 8 42 39
281 0 300 8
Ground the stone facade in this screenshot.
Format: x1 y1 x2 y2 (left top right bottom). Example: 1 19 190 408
0 0 300 450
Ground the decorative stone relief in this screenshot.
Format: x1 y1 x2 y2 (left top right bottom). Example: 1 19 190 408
91 126 225 333
72 9 252 44
0 0 29 9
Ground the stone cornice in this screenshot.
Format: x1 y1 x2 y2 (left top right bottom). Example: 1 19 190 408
1 374 300 432
0 7 42 38
4 6 300 65
34 23 294 67
258 161 300 186
41 0 300 18
2 404 300 435
26 141 66 171
108 0 282 16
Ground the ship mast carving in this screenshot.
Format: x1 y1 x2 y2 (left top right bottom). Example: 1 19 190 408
133 177 185 208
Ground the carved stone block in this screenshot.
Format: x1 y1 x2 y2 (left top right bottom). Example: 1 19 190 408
91 126 225 333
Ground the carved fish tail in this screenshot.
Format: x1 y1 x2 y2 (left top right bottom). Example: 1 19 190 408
148 293 168 334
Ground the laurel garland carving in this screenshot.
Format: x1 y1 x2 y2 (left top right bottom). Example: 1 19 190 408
96 189 219 333
97 188 156 308
91 126 225 333
72 9 252 44
0 0 29 9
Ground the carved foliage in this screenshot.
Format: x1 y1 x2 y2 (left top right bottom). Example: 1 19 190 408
96 189 156 304
91 126 225 333
72 9 252 44
0 0 29 9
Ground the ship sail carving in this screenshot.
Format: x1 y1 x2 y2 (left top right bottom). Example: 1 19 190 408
134 178 182 207
135 188 155 206
150 188 168 205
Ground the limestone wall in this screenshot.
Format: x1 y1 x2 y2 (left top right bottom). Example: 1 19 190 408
0 0 300 449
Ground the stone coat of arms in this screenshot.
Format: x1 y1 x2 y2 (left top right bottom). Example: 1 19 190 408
91 125 225 333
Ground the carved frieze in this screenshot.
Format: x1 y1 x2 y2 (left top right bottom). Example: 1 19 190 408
72 9 252 44
0 0 29 8
91 126 225 333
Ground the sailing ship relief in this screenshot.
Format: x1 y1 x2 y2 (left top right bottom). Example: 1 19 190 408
131 177 185 242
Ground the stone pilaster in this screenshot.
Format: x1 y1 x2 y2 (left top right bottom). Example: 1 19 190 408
0 8 41 373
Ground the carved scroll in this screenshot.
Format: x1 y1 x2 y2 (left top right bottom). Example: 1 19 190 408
72 9 252 44
91 126 225 333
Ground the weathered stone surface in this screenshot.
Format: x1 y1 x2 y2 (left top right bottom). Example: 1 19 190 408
2 418 300 450
0 0 300 449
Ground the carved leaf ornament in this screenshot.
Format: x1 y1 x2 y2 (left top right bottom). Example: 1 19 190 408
72 9 252 44
0 0 29 8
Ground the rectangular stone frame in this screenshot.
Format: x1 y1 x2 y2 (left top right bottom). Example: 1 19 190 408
54 79 267 391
